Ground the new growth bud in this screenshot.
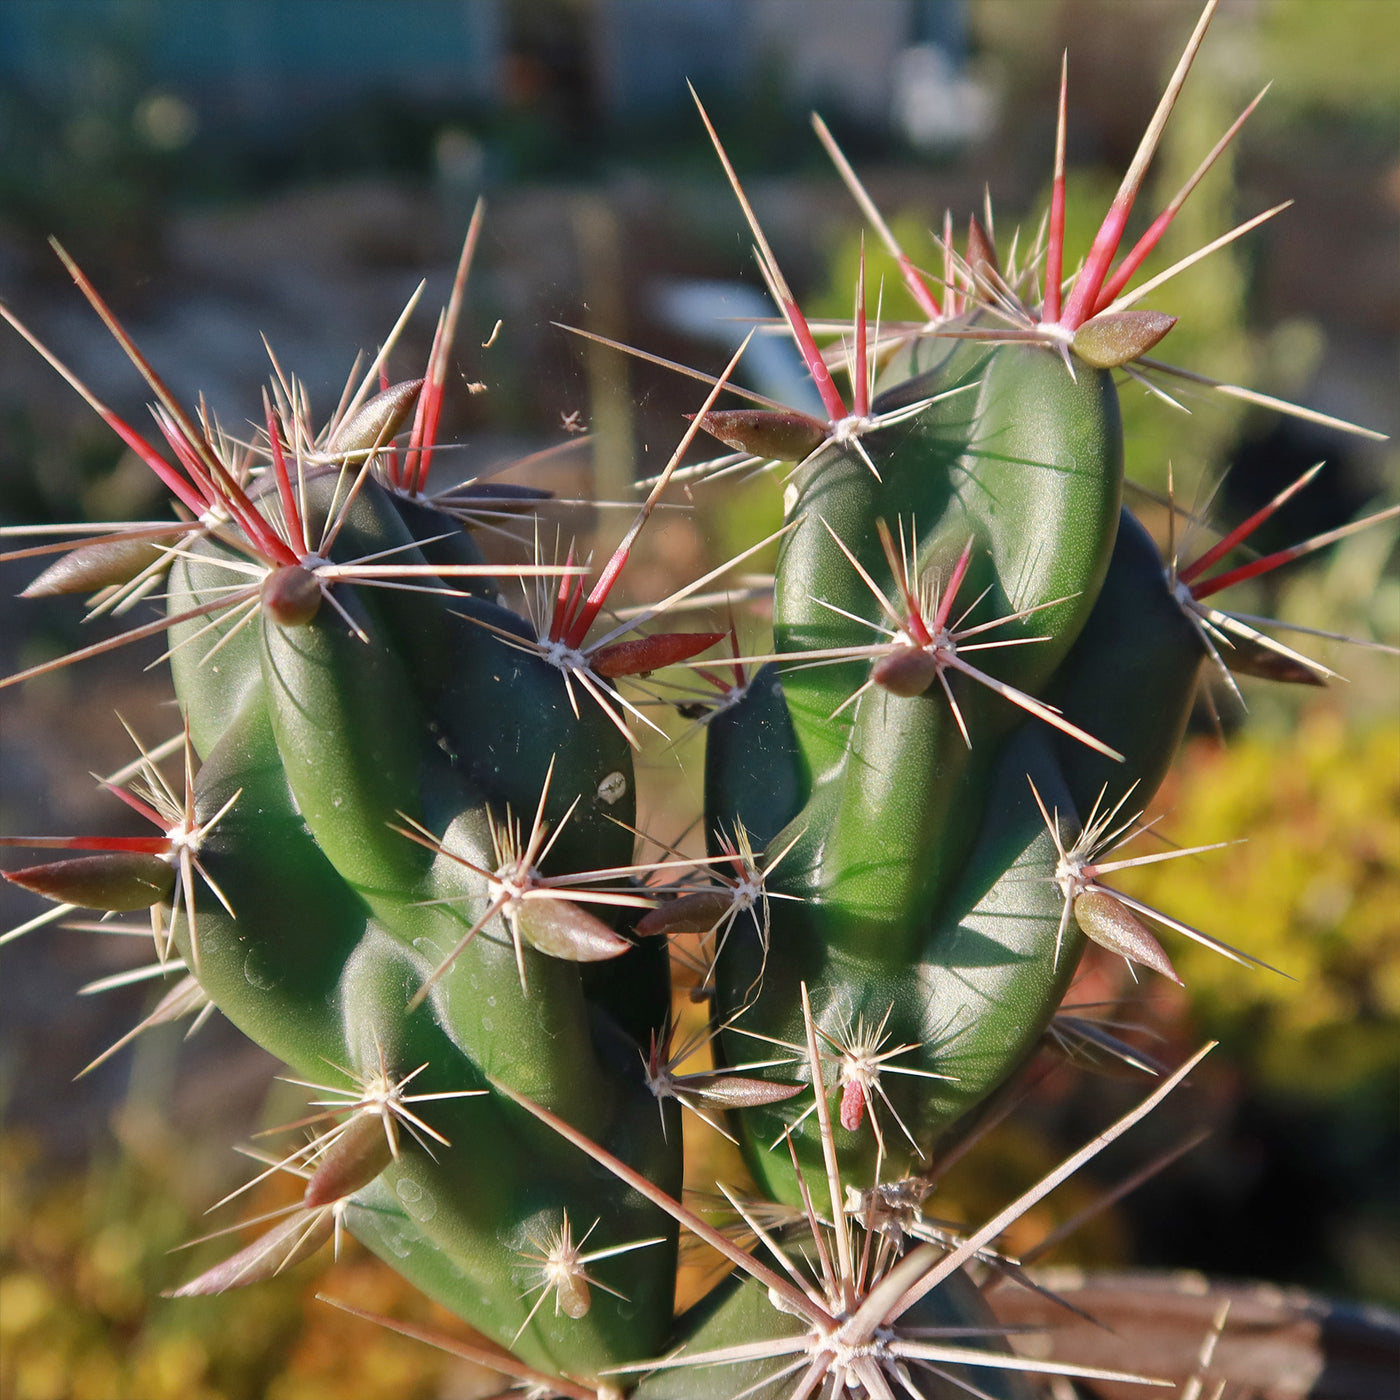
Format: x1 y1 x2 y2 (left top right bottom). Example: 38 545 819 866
1072 310 1177 368
3 852 174 910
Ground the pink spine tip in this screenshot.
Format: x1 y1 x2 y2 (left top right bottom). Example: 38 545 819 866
931 537 977 634
1043 53 1068 323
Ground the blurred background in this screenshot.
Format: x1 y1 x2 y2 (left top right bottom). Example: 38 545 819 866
0 2 1396 1397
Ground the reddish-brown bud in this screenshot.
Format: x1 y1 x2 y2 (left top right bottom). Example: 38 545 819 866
261 564 323 627
591 631 726 679
22 537 169 597
326 378 423 457
514 897 630 962
675 1071 804 1109
691 408 826 462
871 645 939 698
1219 634 1326 687
964 216 1002 298
302 1112 395 1209
635 889 734 937
1074 889 1182 984
167 1208 334 1296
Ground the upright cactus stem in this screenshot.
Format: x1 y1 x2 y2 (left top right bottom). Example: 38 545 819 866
2 5 1394 1396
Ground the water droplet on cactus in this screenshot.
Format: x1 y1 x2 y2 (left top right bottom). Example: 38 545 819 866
243 949 275 991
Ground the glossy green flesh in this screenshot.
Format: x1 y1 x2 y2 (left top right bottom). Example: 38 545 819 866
707 341 1200 1202
171 475 679 1381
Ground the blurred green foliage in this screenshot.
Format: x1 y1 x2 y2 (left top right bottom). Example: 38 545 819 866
1258 0 1400 125
1121 708 1400 1100
0 1124 478 1400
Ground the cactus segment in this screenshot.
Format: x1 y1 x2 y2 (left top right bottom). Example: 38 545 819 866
696 329 1130 1195
773 339 1122 782
175 665 682 1379
712 726 1083 1199
1049 507 1204 815
702 663 807 855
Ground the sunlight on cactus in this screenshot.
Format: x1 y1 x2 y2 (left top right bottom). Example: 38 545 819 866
2 3 1396 1396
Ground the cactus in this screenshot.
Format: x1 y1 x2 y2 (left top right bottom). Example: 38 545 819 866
2 4 1395 1396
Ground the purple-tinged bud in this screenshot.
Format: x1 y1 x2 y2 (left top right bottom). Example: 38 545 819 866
3 853 173 910
1072 310 1177 368
261 565 322 627
1074 889 1182 985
